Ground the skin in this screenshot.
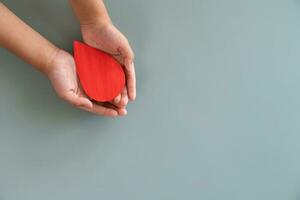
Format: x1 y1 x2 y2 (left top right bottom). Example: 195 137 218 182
0 1 136 117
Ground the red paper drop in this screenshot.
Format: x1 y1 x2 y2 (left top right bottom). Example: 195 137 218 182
73 41 125 102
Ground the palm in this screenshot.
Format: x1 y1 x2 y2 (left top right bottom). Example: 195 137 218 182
47 50 81 101
81 24 126 60
47 49 126 116
81 24 136 101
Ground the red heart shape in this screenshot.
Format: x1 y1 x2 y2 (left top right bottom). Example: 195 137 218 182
73 41 125 102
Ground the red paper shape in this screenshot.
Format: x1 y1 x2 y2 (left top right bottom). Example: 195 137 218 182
73 41 125 102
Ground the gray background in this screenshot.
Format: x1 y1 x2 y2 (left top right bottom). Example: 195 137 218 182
1 0 300 199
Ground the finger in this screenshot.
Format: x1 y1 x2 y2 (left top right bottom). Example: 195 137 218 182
88 103 118 117
112 55 135 101
117 45 136 100
100 102 127 116
109 88 128 108
62 90 93 109
119 87 128 107
124 62 136 101
117 108 127 116
108 95 123 108
113 94 121 104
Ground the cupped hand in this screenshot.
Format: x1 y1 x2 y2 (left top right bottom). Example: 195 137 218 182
81 22 136 106
46 49 127 117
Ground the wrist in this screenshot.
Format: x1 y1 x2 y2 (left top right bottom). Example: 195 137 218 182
79 17 112 29
43 47 60 76
69 0 112 29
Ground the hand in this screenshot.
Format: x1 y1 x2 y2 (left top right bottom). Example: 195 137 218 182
81 22 136 106
46 49 127 117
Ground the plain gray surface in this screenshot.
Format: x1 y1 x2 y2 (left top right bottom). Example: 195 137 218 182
1 0 300 199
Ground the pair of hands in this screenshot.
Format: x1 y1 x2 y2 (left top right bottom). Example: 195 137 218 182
47 23 136 117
